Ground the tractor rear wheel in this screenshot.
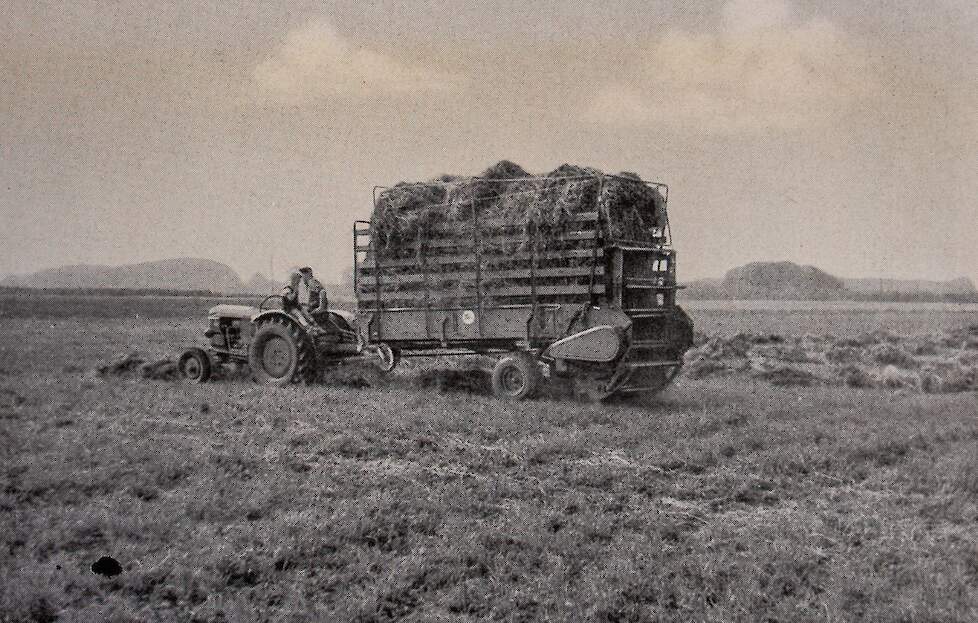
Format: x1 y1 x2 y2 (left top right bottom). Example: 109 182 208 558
491 353 541 400
178 347 212 384
249 318 316 386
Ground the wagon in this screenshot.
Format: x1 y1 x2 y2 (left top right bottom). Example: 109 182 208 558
353 172 694 400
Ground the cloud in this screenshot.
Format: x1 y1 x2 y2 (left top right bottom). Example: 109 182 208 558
254 19 457 102
589 0 879 134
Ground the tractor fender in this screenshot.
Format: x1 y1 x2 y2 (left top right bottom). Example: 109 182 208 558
252 309 306 331
543 325 627 363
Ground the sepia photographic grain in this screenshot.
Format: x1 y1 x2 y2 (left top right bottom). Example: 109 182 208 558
2 1 976 620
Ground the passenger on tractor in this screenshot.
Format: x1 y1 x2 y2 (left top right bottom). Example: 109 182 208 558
281 266 329 324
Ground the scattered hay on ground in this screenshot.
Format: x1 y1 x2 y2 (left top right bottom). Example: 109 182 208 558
98 352 179 381
879 365 920 390
839 365 876 389
825 345 863 365
416 368 491 395
320 364 386 389
139 359 179 381
684 324 978 394
685 357 736 380
752 365 822 387
754 344 820 364
869 344 920 369
98 352 145 376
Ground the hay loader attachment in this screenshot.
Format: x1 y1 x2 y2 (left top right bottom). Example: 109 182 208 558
354 168 694 401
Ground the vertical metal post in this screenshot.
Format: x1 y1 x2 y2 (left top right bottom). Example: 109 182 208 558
529 210 538 342
373 219 383 340
419 222 432 339
588 176 604 306
352 222 358 302
472 198 484 337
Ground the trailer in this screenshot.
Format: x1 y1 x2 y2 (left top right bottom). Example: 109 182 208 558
353 172 694 400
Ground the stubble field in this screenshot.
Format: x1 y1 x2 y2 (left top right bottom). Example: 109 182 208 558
2 293 978 621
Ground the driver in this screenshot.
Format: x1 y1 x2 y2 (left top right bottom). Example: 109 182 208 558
281 266 329 323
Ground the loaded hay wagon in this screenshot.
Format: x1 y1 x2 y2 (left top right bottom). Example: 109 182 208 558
353 162 694 400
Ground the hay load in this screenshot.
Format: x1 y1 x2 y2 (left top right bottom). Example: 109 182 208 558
371 161 667 251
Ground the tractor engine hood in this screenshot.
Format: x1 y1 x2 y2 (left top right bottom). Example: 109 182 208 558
208 304 259 321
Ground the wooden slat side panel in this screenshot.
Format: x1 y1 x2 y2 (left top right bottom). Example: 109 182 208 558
359 248 603 269
357 266 603 287
357 283 605 303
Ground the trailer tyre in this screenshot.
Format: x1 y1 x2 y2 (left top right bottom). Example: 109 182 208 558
375 343 400 373
492 353 541 400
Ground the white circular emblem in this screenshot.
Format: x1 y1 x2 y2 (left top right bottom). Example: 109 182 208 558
461 310 476 325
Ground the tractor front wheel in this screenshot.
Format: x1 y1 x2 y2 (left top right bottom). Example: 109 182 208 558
491 353 541 400
249 319 315 386
178 347 212 384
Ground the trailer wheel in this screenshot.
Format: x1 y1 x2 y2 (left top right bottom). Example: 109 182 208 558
178 348 212 384
375 343 400 373
491 353 541 400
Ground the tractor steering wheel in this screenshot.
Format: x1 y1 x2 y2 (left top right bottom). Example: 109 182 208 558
258 294 290 312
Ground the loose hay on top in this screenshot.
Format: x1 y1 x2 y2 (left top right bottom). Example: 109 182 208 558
370 161 667 252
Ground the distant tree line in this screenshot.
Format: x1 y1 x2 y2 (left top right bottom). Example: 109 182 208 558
681 288 978 303
845 291 978 304
0 286 259 299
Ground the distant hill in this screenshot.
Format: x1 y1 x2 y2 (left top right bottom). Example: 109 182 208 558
1 258 244 293
683 261 977 302
722 262 846 300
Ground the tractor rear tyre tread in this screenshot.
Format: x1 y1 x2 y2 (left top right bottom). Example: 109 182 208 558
249 317 316 386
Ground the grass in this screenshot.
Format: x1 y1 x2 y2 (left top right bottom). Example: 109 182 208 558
2 295 978 621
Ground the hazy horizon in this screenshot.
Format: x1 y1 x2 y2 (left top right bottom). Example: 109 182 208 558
3 1 975 285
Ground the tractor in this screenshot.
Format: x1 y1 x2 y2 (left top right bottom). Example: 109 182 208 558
177 295 395 385
178 168 694 401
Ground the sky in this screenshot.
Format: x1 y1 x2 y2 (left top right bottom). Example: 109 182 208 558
2 0 976 284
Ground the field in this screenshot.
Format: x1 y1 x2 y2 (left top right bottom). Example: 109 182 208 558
2 293 978 621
